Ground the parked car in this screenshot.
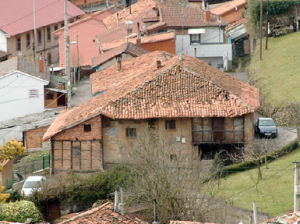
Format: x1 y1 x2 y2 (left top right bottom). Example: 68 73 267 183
21 176 46 197
255 117 278 138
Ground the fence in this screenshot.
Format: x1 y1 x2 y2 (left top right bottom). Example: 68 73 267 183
5 155 50 189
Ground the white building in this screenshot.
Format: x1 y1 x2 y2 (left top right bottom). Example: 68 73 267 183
0 57 50 122
145 8 232 70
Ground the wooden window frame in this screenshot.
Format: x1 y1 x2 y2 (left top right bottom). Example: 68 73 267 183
165 120 176 130
126 128 136 137
84 124 91 132
38 30 42 45
46 92 54 99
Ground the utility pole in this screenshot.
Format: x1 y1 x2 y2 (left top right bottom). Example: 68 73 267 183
259 0 263 60
294 162 299 212
64 0 71 109
33 0 37 62
265 0 269 50
253 202 258 224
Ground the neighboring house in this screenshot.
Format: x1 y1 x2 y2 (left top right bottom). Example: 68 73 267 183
225 18 249 57
58 202 148 224
92 42 149 71
144 7 232 70
0 50 10 62
0 160 14 189
210 0 247 24
43 51 259 173
0 0 84 65
0 110 60 150
53 6 121 76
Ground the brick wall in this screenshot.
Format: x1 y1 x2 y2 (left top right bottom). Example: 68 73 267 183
222 6 245 23
53 116 102 141
25 126 49 149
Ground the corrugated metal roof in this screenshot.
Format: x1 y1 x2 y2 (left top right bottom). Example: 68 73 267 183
0 0 84 36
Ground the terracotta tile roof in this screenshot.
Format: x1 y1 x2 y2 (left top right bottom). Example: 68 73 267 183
146 21 167 34
170 221 218 224
0 57 50 81
210 0 247 16
160 7 227 27
0 0 84 37
101 31 175 51
262 212 300 224
102 0 157 29
59 202 147 224
44 51 259 141
225 18 246 30
92 42 149 68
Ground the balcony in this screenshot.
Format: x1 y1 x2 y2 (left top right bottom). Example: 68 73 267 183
192 130 244 144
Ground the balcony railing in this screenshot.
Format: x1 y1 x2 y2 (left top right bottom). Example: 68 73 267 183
192 130 244 144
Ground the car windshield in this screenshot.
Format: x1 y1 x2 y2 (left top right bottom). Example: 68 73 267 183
260 120 275 126
23 181 42 188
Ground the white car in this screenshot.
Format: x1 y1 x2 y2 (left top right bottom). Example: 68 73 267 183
21 176 46 197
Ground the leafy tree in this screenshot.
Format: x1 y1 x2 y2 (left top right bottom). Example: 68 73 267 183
0 139 26 201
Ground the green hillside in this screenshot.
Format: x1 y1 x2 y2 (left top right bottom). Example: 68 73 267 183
249 32 300 107
216 148 300 216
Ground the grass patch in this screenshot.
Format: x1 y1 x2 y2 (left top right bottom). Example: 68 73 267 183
23 150 50 163
215 147 300 216
249 32 300 107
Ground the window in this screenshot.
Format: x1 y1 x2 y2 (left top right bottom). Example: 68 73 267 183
47 52 52 65
61 22 64 28
126 128 136 137
16 36 21 51
47 26 51 42
165 120 176 130
46 92 54 99
84 124 91 132
190 34 201 44
54 25 58 39
38 30 42 45
170 154 177 162
29 89 39 98
26 33 30 48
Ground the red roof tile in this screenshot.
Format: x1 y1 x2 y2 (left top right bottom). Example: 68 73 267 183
101 31 175 51
0 0 84 37
44 51 259 141
160 7 227 28
210 0 246 16
59 202 147 224
170 221 219 224
92 42 149 68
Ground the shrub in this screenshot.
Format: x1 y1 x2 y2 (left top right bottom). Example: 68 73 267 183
0 200 42 223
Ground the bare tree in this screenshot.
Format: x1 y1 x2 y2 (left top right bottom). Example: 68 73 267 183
123 126 227 223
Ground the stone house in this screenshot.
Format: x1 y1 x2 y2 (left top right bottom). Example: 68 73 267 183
0 0 84 65
43 51 259 173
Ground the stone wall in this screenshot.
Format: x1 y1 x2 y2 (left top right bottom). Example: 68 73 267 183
102 118 196 169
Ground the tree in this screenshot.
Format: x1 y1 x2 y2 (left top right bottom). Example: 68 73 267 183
0 139 26 202
123 126 227 223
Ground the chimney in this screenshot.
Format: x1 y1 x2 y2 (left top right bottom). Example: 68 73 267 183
157 60 162 69
205 10 211 21
136 22 141 46
39 58 44 73
117 57 122 72
117 13 119 27
125 21 133 36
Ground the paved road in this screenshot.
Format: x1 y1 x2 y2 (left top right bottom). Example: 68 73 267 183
71 78 92 107
228 71 297 149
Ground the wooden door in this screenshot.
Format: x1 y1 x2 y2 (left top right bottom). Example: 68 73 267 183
212 118 225 141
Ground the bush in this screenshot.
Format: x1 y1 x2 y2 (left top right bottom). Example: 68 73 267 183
0 200 43 223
